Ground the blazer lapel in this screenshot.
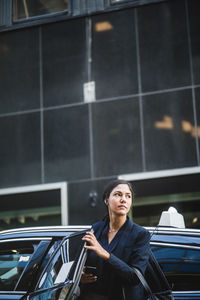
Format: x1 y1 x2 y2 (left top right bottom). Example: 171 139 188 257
109 218 133 253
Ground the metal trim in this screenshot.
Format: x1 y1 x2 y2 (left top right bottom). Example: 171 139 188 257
173 291 200 294
151 241 200 250
118 166 200 181
0 182 68 225
147 226 200 235
0 225 90 235
0 237 52 242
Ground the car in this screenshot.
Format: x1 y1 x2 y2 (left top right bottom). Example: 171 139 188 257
0 209 199 300
0 226 90 300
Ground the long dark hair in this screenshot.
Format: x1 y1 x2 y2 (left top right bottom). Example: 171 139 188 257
102 179 134 203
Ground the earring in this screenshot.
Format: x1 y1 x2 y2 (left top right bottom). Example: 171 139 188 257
104 200 108 205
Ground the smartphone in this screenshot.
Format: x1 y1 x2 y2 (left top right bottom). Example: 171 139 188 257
85 266 97 276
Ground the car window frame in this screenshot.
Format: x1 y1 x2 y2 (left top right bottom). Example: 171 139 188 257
34 231 87 294
150 241 200 296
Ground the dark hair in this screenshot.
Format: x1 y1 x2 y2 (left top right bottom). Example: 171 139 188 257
102 179 134 202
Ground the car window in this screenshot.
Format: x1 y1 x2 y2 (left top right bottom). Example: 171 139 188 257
0 241 39 291
151 245 200 291
38 233 85 290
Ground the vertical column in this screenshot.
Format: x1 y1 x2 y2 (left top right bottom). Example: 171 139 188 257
39 26 45 183
86 17 95 179
135 8 146 171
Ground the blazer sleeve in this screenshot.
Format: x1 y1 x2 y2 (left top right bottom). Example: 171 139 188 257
106 228 150 285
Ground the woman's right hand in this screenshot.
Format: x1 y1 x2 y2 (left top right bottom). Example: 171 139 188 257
80 267 97 284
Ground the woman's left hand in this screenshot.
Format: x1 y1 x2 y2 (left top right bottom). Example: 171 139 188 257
82 231 110 260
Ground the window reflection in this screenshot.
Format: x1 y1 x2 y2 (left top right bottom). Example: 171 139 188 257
154 115 173 130
95 21 113 32
152 246 200 291
154 115 200 137
182 120 200 137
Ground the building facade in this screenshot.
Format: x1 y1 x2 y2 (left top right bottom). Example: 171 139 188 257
0 0 200 229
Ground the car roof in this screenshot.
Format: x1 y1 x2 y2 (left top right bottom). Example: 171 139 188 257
146 226 200 248
0 225 91 240
147 226 200 236
0 225 200 246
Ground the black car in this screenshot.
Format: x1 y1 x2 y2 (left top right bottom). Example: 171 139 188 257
0 226 90 300
0 223 199 299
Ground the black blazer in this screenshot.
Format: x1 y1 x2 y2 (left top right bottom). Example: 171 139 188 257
91 218 151 300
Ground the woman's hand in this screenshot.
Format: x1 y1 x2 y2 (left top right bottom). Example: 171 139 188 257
82 231 110 260
80 267 97 284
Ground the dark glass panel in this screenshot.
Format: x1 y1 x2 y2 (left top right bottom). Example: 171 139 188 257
0 28 40 114
133 173 200 198
91 9 138 99
13 0 68 21
68 179 110 225
195 88 200 158
0 113 41 187
152 246 200 291
143 89 197 170
138 0 191 92
131 173 200 228
0 241 37 291
43 105 90 181
188 0 200 84
42 18 87 107
92 97 142 177
0 189 61 230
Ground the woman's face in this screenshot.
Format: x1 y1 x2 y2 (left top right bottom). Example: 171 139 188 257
107 184 132 217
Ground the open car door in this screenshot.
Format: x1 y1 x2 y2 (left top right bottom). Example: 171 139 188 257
27 231 87 300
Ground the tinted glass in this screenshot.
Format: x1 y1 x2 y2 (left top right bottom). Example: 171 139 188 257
13 0 68 20
143 89 197 170
0 241 38 291
66 234 85 280
39 234 84 289
68 179 108 225
0 28 40 114
152 245 200 291
42 18 87 107
195 88 200 160
138 0 191 92
188 0 200 84
92 98 142 177
91 9 138 99
43 105 90 181
0 190 61 231
0 113 41 188
39 249 63 289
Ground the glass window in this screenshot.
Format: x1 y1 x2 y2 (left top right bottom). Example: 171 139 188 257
13 0 68 21
0 241 38 291
151 245 200 291
38 234 85 289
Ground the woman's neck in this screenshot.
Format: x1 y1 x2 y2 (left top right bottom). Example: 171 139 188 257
109 215 127 232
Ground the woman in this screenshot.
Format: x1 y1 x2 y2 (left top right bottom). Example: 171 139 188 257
80 179 150 300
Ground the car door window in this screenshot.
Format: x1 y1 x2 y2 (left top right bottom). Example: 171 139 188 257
38 233 85 290
0 241 39 291
151 245 200 291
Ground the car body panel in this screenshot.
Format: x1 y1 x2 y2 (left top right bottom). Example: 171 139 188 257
0 292 26 299
173 292 200 299
0 226 199 299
